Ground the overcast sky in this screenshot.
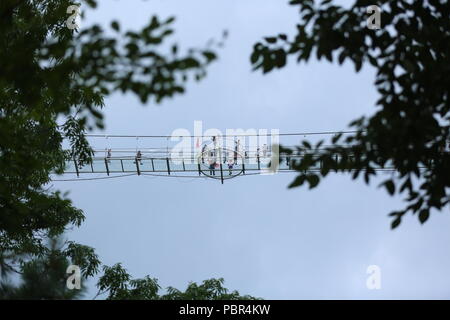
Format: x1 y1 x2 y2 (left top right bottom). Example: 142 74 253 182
52 0 450 299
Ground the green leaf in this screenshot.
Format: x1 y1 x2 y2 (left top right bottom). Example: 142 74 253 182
382 180 395 195
306 175 320 189
250 51 260 64
419 209 430 224
111 21 120 32
202 51 217 62
288 175 306 188
264 37 277 44
391 217 402 229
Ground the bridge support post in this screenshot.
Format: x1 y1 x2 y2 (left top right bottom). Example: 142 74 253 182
135 157 141 175
105 158 110 176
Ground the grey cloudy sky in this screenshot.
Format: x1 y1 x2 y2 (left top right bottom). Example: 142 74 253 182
53 0 450 299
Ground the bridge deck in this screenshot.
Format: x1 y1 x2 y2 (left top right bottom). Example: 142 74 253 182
63 154 315 180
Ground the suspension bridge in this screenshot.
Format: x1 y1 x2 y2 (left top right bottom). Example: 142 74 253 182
56 130 390 184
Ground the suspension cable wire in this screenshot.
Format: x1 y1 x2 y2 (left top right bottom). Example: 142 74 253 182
82 130 361 139
50 173 138 182
141 173 210 179
51 167 406 182
89 144 352 153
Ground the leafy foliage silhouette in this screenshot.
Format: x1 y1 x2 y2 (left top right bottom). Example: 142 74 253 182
251 0 450 228
0 0 221 287
0 238 91 299
0 1 220 260
1 240 253 300
96 263 257 300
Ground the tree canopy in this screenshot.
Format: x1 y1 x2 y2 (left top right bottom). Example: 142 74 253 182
96 263 257 300
1 244 255 300
0 238 90 299
251 0 450 228
0 0 237 300
0 0 220 273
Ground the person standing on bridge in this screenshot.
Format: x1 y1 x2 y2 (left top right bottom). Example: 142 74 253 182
106 148 112 164
135 150 143 165
201 143 207 164
208 158 216 176
227 157 234 175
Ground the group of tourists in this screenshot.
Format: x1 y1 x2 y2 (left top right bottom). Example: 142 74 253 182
202 137 269 176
